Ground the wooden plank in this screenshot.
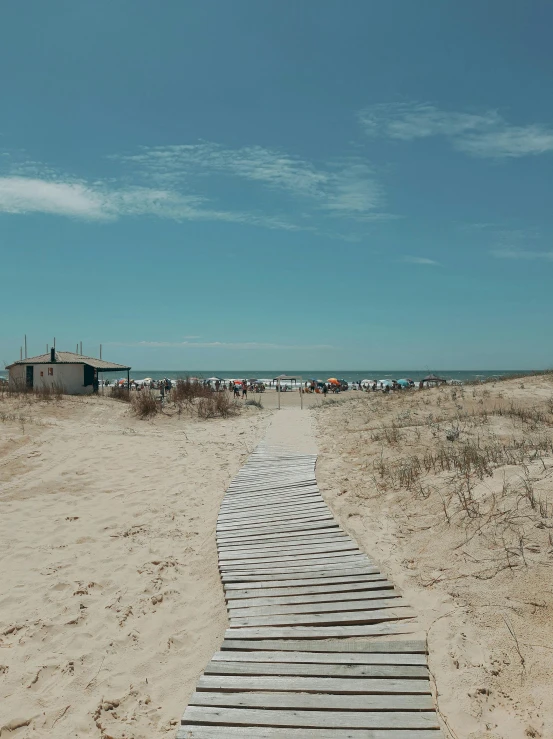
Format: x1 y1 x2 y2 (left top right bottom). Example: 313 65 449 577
228 608 413 628
227 481 318 493
181 706 439 730
219 498 325 515
220 554 372 570
217 513 334 531
222 490 321 506
218 539 354 557
178 727 443 739
216 521 339 538
220 553 368 569
218 541 358 556
217 529 349 546
223 573 383 589
221 639 427 654
219 504 328 521
228 597 405 618
221 567 379 582
211 650 427 666
197 673 431 694
204 661 427 679
218 533 351 550
216 527 347 545
217 513 335 530
223 623 414 639
226 587 397 608
187 690 434 710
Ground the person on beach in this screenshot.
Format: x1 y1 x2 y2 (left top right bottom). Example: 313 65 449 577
323 384 328 397
233 383 240 398
242 383 248 399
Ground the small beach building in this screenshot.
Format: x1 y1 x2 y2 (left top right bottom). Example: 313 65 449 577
7 349 131 395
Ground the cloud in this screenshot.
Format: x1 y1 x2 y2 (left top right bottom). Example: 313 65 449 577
116 143 391 219
1 142 393 229
107 340 335 350
402 256 439 265
491 249 553 261
0 174 303 229
360 103 553 158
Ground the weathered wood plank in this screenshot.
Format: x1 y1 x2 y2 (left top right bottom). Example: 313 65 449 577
223 623 414 639
204 661 427 679
216 527 348 545
220 554 372 570
211 650 426 665
217 513 334 531
221 639 427 654
216 521 339 539
228 608 413 628
187 690 433 710
221 567 379 582
223 573 383 589
181 706 439 730
225 578 390 599
219 498 325 516
217 529 349 546
217 513 335 531
177 727 443 739
226 587 397 608
228 597 405 618
197 674 431 694
218 541 355 558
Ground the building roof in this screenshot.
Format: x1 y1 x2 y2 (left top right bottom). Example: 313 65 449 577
6 351 131 371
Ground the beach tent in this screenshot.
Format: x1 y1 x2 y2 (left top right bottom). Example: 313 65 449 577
420 374 447 387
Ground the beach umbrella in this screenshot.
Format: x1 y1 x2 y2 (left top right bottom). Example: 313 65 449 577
327 377 339 384
397 379 410 387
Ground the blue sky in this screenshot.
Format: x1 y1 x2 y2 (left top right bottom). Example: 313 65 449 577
1 1 552 370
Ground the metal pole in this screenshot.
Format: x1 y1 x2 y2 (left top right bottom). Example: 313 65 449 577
277 379 280 410
300 375 303 410
100 344 102 360
24 334 27 359
80 342 82 356
20 347 23 360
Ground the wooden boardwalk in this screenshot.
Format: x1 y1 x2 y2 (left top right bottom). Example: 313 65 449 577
178 443 443 738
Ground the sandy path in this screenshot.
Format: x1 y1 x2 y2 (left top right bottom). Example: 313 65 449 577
0 397 269 738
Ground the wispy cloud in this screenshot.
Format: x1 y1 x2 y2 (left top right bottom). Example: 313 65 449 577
0 142 393 229
491 249 553 261
402 256 439 265
107 339 336 350
359 102 553 158
115 143 391 220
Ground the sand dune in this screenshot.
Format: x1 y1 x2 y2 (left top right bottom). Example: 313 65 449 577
0 395 268 738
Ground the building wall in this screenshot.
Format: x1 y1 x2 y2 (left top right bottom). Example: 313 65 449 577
9 364 94 395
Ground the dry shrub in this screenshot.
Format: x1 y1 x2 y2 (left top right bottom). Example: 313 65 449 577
197 393 238 419
131 391 159 418
110 386 130 402
173 378 212 407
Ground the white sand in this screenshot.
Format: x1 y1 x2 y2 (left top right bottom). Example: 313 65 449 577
0 395 269 737
313 376 553 739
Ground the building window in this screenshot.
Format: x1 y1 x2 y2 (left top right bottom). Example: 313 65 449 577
48 367 54 376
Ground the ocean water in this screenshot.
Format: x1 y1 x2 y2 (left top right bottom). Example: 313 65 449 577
0 367 542 383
